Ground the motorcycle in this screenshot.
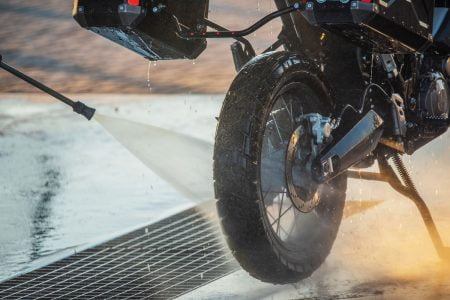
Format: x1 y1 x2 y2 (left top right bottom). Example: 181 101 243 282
2 0 449 284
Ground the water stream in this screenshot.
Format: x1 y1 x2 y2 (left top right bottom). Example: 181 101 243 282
94 113 214 203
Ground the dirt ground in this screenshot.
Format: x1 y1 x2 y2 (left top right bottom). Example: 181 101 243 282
0 0 282 94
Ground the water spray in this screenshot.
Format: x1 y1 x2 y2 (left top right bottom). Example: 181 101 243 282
0 54 96 121
0 54 214 205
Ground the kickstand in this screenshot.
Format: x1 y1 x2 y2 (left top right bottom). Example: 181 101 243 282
347 152 450 261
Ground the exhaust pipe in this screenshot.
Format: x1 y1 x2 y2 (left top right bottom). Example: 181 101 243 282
0 54 96 121
315 110 384 182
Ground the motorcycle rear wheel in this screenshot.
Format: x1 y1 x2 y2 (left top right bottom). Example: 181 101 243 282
214 52 347 283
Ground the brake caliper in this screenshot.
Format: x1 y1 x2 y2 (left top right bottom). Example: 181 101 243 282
285 113 333 212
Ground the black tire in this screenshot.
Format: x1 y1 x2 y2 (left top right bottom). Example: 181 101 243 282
214 52 347 284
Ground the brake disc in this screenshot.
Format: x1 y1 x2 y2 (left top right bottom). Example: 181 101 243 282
285 114 332 213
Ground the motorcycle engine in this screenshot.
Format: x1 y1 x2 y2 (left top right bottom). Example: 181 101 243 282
417 72 450 119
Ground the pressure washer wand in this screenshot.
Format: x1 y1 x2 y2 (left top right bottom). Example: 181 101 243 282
0 54 95 120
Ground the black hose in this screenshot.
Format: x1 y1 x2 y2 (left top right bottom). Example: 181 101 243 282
333 83 390 128
178 3 303 39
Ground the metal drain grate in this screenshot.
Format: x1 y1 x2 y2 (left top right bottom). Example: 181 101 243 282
0 207 239 299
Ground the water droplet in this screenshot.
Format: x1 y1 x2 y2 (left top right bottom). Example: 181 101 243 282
147 62 152 93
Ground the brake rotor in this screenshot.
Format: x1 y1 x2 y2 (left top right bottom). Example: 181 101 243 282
285 124 321 213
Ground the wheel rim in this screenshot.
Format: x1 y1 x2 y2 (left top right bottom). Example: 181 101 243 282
260 82 329 252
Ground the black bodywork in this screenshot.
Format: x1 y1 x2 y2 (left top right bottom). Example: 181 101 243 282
73 0 209 60
72 0 450 56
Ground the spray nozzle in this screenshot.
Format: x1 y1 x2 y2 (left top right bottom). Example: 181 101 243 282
73 101 96 121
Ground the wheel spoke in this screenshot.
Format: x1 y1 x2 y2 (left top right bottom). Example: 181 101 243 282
278 222 291 239
271 204 293 227
266 208 276 224
275 192 285 235
270 112 283 143
281 96 294 130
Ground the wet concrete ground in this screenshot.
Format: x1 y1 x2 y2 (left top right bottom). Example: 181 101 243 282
0 94 211 280
1 94 450 299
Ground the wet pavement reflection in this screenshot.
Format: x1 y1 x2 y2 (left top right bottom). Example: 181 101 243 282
1 95 449 299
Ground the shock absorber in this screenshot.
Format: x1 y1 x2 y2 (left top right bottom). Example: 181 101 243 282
391 153 419 196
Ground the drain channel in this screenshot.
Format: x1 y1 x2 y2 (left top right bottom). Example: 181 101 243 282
0 207 239 299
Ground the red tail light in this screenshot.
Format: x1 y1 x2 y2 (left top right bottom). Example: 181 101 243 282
128 0 140 6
